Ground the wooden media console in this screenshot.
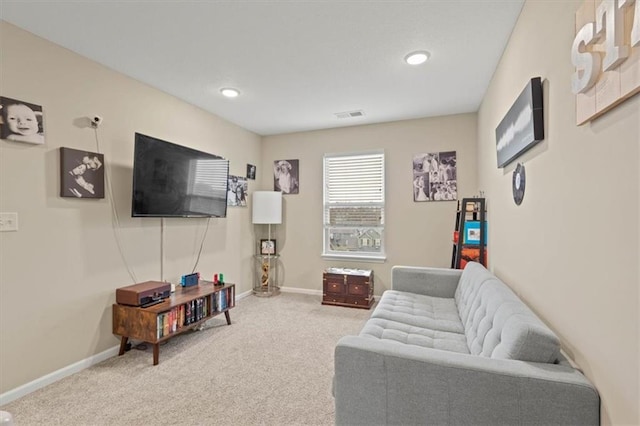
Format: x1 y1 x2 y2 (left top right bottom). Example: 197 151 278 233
112 281 235 365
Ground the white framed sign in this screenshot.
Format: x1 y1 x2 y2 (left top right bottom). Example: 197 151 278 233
572 0 640 125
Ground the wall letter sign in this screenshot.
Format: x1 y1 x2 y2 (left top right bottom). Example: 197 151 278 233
572 0 640 125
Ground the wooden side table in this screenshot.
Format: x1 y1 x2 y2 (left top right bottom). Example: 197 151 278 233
322 268 374 309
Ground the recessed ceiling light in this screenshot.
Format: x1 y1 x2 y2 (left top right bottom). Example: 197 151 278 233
220 88 240 98
404 51 430 65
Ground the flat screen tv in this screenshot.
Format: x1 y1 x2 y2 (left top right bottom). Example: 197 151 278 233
131 133 229 218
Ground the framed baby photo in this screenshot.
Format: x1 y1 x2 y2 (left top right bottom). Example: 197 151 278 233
60 147 105 199
260 239 277 255
0 96 45 145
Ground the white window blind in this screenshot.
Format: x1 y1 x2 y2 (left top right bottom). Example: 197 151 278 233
323 152 385 259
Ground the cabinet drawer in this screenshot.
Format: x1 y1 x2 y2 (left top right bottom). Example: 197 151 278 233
346 275 369 285
348 282 369 296
325 281 344 295
344 296 373 308
323 295 346 304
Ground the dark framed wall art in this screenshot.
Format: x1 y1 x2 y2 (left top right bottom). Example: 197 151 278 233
495 77 544 168
60 147 105 198
246 163 256 180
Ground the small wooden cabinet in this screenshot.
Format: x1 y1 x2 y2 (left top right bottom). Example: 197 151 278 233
322 268 374 309
112 281 235 365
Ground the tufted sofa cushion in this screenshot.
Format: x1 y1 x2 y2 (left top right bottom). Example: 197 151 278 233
455 263 560 363
371 290 463 333
360 317 469 353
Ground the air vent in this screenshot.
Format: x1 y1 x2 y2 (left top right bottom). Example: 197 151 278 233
334 110 365 119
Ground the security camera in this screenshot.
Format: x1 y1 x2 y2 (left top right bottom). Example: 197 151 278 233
90 115 103 128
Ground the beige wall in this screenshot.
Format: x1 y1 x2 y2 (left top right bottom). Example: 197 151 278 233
0 22 262 393
262 114 477 293
477 1 639 425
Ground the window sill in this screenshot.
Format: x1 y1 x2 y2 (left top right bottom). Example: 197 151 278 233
321 253 386 263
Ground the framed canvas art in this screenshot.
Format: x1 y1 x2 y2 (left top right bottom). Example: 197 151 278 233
227 175 248 207
273 159 299 194
60 147 105 198
0 96 45 145
495 77 544 168
412 151 457 201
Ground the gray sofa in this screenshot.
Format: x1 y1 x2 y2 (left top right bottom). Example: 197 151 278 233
334 262 599 425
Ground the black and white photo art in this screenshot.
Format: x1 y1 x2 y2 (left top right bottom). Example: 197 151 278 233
0 96 45 145
412 151 457 202
273 159 299 194
227 175 248 207
246 163 256 180
60 147 105 198
495 77 544 168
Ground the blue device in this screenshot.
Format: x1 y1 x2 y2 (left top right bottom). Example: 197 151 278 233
180 272 199 287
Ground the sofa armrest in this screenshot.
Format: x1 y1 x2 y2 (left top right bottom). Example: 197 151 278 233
391 265 462 298
334 336 599 426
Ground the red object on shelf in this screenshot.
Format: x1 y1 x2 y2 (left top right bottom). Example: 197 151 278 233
453 231 459 243
460 247 488 269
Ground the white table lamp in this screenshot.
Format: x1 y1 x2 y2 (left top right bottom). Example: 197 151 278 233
252 191 282 243
252 191 282 226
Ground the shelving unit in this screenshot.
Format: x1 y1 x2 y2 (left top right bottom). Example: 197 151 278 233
451 198 487 269
112 281 235 365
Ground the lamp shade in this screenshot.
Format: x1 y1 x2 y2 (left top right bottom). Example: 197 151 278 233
252 191 282 224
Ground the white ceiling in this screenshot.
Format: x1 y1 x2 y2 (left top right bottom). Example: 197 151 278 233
1 1 524 136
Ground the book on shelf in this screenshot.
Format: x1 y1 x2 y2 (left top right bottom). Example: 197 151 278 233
154 285 236 339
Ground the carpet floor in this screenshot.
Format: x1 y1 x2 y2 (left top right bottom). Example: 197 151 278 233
2 292 371 426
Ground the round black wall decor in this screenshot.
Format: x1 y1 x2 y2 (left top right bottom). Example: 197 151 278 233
512 163 526 205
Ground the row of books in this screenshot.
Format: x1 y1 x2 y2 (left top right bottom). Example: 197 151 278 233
216 286 235 311
156 287 235 339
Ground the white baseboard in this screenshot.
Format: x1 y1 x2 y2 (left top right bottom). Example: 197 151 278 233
279 286 323 296
236 289 253 300
0 288 303 406
0 345 120 406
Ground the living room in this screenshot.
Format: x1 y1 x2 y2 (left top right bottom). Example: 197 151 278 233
0 1 638 425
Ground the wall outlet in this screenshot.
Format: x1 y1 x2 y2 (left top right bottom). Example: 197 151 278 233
0 212 18 232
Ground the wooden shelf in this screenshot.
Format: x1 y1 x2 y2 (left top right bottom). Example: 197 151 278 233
112 281 235 365
451 198 487 269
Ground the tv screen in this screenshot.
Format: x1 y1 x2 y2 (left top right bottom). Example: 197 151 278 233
132 133 229 218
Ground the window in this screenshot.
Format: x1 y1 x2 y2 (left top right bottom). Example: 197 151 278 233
323 151 385 260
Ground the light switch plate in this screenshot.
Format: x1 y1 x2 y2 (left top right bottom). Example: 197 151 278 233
0 212 18 232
